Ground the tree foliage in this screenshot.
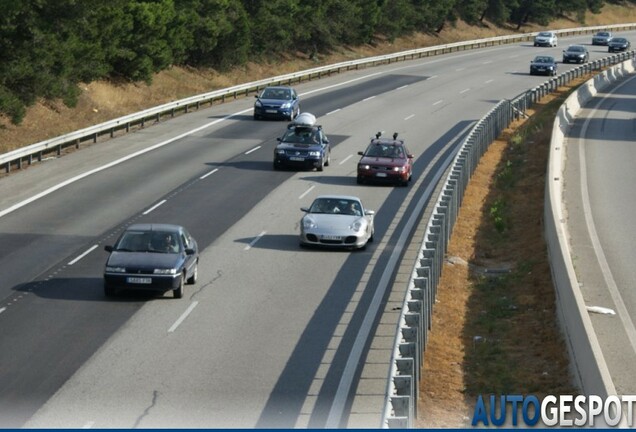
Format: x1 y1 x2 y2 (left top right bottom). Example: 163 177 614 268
0 0 624 124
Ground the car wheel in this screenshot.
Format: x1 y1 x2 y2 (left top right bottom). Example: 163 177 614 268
317 159 324 172
325 150 330 167
356 176 364 185
368 229 374 243
253 113 260 120
173 274 184 298
104 282 116 297
187 262 198 285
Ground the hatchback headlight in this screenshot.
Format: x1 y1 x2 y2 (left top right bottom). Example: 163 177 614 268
276 149 286 155
106 266 126 273
254 100 262 108
154 268 177 275
281 102 291 108
359 164 370 170
309 151 320 157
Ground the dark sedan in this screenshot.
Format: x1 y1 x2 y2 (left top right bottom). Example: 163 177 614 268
253 86 300 120
529 55 558 76
608 37 631 52
103 223 199 298
562 45 589 64
357 132 414 186
273 112 330 171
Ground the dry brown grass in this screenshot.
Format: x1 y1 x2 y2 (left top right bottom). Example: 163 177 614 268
416 82 589 428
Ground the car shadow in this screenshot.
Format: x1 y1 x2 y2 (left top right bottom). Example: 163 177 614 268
14 277 174 302
297 174 358 186
234 234 371 253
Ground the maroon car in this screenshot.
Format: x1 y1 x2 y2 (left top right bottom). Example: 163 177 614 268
356 132 414 186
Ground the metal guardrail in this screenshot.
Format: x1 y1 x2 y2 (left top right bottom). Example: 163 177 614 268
381 49 636 428
2 23 636 173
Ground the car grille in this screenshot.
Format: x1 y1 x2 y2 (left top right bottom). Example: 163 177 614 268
283 149 310 156
126 267 154 275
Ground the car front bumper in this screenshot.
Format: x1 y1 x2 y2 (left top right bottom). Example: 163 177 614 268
274 155 323 170
254 106 293 119
562 55 586 63
300 230 368 249
530 66 555 75
104 272 181 292
357 167 409 184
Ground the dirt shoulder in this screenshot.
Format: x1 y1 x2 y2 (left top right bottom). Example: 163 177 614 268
416 83 590 428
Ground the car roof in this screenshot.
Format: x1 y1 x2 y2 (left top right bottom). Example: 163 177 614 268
533 56 555 61
314 195 363 202
566 45 586 50
126 223 183 232
263 85 293 91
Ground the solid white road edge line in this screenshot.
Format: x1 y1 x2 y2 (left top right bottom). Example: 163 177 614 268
325 124 469 428
200 168 219 179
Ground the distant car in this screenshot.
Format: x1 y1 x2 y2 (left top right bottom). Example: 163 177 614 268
529 55 558 76
300 195 375 249
253 86 300 120
273 112 330 171
103 223 199 298
592 31 613 45
357 132 414 186
608 37 631 52
534 31 558 47
562 45 589 64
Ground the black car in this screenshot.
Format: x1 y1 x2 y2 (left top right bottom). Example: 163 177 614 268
103 223 199 298
253 86 300 120
357 132 414 186
608 37 631 52
273 112 331 171
529 55 558 76
562 45 589 64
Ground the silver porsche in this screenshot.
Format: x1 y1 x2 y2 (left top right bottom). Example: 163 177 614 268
300 195 375 249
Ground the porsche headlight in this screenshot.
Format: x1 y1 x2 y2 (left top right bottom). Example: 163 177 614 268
350 221 363 232
303 218 317 229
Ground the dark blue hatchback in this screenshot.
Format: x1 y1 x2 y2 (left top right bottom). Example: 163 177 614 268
253 86 300 121
273 113 331 171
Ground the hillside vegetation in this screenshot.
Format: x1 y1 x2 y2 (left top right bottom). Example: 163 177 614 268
0 0 622 126
2 2 636 155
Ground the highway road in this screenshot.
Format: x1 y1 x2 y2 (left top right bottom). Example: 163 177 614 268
0 32 633 428
562 73 636 396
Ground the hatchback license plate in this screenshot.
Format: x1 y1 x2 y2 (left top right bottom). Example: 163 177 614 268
376 172 387 177
127 277 152 284
266 109 277 113
290 157 305 161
